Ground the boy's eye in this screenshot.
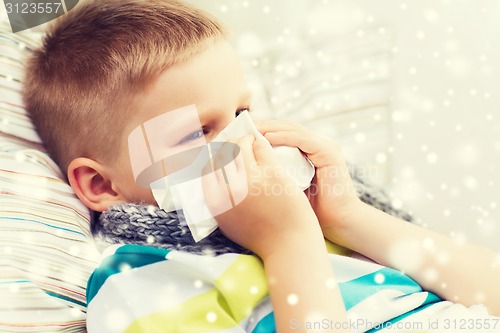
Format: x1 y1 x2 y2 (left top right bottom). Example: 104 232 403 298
177 127 208 145
235 107 250 117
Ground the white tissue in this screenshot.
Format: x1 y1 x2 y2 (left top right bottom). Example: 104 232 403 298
151 111 315 242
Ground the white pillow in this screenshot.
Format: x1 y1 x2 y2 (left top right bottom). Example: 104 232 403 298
0 20 101 332
0 21 43 144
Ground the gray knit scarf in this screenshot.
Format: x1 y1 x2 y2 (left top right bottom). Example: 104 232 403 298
92 166 413 255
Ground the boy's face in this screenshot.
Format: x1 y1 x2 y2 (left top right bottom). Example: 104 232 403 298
110 40 252 206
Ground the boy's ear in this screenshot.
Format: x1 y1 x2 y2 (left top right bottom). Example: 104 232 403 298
67 158 123 212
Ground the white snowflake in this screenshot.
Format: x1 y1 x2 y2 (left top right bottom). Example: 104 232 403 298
206 312 217 323
287 293 299 305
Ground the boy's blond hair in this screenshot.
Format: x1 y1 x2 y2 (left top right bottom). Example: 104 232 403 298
23 0 226 177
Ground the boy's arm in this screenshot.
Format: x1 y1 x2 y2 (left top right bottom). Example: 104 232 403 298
262 225 348 333
256 119 500 316
324 201 500 316
204 136 350 332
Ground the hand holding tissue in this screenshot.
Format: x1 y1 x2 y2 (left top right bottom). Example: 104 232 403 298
150 110 315 242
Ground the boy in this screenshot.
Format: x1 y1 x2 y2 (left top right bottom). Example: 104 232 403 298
23 0 499 331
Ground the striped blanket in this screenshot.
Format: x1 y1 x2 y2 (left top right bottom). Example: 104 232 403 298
86 244 499 333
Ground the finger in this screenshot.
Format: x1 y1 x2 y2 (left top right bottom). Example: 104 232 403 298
253 119 307 135
264 131 323 155
265 131 340 168
252 136 277 165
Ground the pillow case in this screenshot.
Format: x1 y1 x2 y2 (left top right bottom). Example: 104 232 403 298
0 21 42 144
0 20 101 332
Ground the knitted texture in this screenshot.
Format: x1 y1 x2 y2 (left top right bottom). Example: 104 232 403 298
93 204 250 255
93 165 413 255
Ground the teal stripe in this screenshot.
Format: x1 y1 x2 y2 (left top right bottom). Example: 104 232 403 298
251 267 442 333
1 216 85 236
0 279 30 284
86 244 170 304
339 267 424 310
367 292 441 332
252 312 276 333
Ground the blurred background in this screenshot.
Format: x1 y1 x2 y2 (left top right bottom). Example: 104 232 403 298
188 0 500 250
